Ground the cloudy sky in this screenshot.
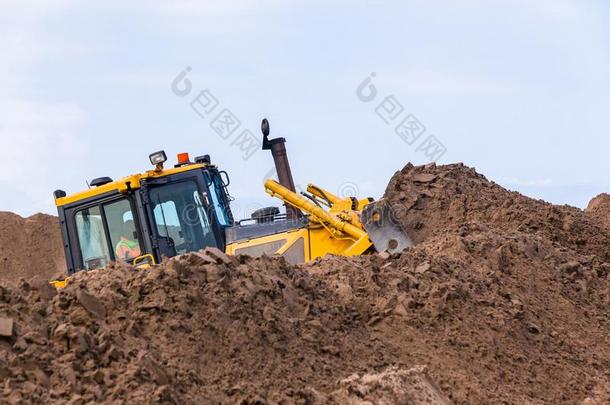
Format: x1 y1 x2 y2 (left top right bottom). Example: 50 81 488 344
1 0 609 217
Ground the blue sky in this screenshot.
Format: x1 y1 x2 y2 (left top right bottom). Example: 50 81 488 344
1 0 609 217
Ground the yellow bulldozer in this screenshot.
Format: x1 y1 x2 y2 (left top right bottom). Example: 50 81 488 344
52 119 412 282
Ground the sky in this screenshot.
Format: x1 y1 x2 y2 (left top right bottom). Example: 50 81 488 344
1 0 609 218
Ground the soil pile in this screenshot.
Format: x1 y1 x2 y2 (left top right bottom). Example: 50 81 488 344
0 248 449 403
383 163 610 261
0 163 608 403
306 228 609 403
586 193 610 229
371 163 610 402
0 212 65 284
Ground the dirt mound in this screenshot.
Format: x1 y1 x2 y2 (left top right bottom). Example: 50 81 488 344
305 230 609 403
586 193 610 228
0 163 608 403
0 248 451 403
383 163 610 261
0 212 65 284
1 242 607 403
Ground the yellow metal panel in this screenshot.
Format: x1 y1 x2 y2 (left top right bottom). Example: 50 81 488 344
226 224 371 262
234 239 287 257
308 226 371 259
226 228 311 262
55 163 209 207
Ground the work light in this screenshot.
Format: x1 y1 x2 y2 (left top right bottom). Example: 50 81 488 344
149 150 167 166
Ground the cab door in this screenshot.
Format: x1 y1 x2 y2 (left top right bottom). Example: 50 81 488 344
67 195 146 273
142 171 222 261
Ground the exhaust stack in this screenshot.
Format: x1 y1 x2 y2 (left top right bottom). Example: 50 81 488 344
261 118 302 219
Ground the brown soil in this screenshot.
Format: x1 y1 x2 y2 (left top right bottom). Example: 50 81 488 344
0 251 452 403
383 163 610 261
0 163 608 404
0 212 65 284
586 193 610 229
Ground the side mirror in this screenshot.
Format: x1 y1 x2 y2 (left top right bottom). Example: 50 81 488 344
219 170 231 187
261 118 270 137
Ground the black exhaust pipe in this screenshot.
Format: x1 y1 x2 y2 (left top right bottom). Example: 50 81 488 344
261 118 302 220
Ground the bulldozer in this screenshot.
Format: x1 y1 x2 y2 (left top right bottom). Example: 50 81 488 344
52 119 412 285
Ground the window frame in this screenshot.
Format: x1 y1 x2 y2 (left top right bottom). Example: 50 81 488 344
148 178 217 253
204 169 233 228
142 170 223 257
73 195 143 268
102 198 144 262
74 205 111 270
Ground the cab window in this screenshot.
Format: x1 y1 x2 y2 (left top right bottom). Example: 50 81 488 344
104 199 142 262
205 172 230 227
75 206 111 270
153 200 184 247
150 180 217 254
75 198 142 270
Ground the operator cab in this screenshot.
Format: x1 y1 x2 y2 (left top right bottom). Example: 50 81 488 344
54 152 234 274
54 118 316 275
